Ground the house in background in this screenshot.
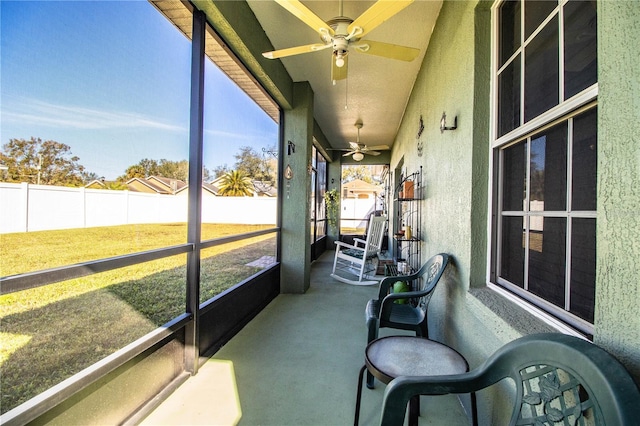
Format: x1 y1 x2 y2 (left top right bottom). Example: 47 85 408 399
84 179 122 190
126 176 187 194
175 182 218 197
86 177 219 196
341 178 382 200
207 175 277 197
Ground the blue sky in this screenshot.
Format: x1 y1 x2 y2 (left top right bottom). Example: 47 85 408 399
1 1 278 180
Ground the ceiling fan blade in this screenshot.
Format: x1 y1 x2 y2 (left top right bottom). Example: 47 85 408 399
364 144 390 151
353 40 420 62
331 55 349 81
348 141 361 150
263 43 330 59
342 151 357 157
366 150 382 156
274 0 334 35
348 0 414 37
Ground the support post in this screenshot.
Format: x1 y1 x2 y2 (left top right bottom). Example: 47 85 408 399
185 8 205 375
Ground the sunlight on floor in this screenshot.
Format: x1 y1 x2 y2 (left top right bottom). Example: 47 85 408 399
140 359 241 425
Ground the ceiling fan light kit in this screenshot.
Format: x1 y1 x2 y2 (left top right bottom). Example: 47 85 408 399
328 121 390 161
262 0 419 82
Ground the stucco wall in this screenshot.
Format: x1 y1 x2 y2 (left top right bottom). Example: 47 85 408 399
396 0 640 422
595 1 640 379
390 2 512 422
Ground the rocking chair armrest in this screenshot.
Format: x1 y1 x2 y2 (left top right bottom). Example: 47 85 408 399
334 241 360 251
353 237 367 247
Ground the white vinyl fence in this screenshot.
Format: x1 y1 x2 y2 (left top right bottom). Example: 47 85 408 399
0 182 277 234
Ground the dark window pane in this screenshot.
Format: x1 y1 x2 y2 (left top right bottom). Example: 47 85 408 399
572 107 597 210
564 0 597 99
502 142 527 211
498 59 521 137
501 216 525 287
570 218 595 322
499 0 521 67
529 122 567 211
528 217 566 308
525 16 559 122
525 0 557 39
310 170 317 221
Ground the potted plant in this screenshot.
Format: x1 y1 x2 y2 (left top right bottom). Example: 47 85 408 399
324 188 340 228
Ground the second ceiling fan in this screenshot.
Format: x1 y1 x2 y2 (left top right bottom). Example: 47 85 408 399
332 122 389 161
262 0 420 81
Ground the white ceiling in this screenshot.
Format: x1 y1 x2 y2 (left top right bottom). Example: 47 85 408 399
246 0 442 151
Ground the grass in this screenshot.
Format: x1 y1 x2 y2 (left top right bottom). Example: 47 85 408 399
0 223 273 277
0 223 276 414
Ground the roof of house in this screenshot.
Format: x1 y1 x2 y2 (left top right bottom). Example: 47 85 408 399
124 176 187 194
206 177 277 197
175 182 219 196
342 179 383 194
147 176 187 192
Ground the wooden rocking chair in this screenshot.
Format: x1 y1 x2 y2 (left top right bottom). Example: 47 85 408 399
331 215 387 285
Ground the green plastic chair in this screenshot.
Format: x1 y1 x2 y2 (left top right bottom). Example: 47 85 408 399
365 253 449 388
379 333 640 426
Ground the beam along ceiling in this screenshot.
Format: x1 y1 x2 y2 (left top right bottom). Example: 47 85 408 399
247 0 442 153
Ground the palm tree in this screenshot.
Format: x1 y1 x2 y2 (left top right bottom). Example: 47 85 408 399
218 170 254 196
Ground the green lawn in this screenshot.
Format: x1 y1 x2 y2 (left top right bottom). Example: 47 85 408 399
0 223 276 413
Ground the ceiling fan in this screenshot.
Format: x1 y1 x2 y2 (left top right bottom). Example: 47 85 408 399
331 122 390 161
262 0 420 82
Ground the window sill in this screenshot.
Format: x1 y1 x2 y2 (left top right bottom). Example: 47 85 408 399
476 283 592 340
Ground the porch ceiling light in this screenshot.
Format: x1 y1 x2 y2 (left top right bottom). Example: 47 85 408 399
352 152 364 161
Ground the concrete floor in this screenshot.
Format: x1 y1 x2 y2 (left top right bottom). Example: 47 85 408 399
140 252 470 426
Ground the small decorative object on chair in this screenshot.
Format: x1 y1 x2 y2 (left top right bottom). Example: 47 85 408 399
331 215 387 285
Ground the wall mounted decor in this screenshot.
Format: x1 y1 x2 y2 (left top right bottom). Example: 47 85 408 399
440 112 458 133
416 115 425 156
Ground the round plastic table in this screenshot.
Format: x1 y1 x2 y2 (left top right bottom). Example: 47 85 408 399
355 336 469 426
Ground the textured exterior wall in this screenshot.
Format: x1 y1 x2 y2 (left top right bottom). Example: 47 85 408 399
389 3 640 425
390 3 505 420
595 1 640 379
280 82 314 293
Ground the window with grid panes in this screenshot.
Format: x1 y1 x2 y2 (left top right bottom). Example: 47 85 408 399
492 0 597 334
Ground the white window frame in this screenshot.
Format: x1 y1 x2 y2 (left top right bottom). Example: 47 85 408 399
487 0 598 337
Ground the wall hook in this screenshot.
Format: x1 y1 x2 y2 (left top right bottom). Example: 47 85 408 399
440 112 458 133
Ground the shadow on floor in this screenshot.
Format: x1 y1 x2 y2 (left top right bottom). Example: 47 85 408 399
140 252 470 425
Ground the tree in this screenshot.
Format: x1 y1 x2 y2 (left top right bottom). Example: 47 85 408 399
212 164 232 179
0 137 86 186
234 145 276 186
103 181 128 190
82 171 101 183
157 159 189 181
119 164 147 181
217 170 254 196
342 165 373 183
118 158 210 182
118 158 158 181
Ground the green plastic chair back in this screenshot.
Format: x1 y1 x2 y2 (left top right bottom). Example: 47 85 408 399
380 333 640 425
